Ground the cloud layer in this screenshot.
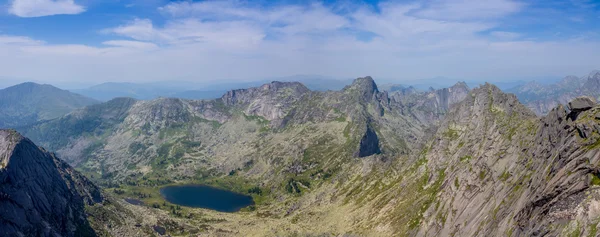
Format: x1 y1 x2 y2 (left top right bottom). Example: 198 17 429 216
1 0 599 85
9 0 85 17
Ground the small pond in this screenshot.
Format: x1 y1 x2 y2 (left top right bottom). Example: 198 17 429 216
159 184 254 212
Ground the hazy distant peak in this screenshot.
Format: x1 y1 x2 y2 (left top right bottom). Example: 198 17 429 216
264 81 310 91
450 81 469 91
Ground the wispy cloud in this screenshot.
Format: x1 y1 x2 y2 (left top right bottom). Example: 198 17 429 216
8 0 85 17
102 40 158 50
489 31 521 40
412 0 524 20
0 35 43 45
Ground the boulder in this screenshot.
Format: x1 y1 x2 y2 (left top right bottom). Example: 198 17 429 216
567 96 597 112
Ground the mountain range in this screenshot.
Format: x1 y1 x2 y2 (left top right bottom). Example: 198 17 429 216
70 75 351 101
0 82 98 128
1 74 600 236
507 70 600 115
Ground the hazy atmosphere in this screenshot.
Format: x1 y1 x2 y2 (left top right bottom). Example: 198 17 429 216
1 0 599 87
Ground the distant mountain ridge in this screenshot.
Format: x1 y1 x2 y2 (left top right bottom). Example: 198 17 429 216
507 70 600 115
0 82 98 128
72 75 351 101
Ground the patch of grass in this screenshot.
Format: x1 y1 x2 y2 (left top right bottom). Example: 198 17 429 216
568 221 581 237
243 114 269 125
587 138 600 151
460 155 472 162
500 170 511 182
443 128 459 140
334 115 347 122
589 221 598 237
479 170 486 180
193 117 222 129
590 173 600 186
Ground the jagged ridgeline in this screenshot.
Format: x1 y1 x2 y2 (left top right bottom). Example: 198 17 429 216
13 77 600 236
20 77 468 184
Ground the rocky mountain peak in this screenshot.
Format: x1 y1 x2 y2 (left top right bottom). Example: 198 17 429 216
451 82 536 121
449 81 469 91
583 71 600 88
0 129 24 168
0 129 101 236
220 81 310 120
343 76 379 101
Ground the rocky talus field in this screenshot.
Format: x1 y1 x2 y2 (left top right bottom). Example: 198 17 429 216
4 77 600 236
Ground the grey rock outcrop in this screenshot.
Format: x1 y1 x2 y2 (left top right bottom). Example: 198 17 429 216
221 81 310 120
568 96 597 112
0 130 102 237
414 83 600 236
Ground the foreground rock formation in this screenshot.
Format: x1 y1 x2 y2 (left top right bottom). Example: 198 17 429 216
0 130 101 236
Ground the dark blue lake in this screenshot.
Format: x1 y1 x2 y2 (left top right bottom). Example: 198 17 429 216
159 185 254 212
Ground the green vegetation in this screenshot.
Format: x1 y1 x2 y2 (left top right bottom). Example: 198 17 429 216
443 128 460 140
589 221 598 237
286 178 311 194
500 170 511 182
479 170 487 180
590 173 600 186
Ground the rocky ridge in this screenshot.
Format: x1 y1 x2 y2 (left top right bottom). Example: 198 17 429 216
0 130 102 236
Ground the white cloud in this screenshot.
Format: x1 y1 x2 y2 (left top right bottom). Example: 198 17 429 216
413 0 523 20
489 31 520 40
102 40 158 50
8 0 85 17
0 35 44 45
107 18 265 49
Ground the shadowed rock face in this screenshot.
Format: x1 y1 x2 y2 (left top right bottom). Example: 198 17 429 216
357 125 381 157
0 130 102 237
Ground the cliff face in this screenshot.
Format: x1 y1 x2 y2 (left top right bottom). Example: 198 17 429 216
221 81 311 120
415 84 600 236
0 130 102 237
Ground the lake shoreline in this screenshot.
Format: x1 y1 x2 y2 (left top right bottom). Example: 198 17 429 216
159 184 254 213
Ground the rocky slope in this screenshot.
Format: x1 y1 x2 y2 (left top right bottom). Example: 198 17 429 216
508 70 600 115
0 82 99 128
413 85 600 236
0 129 102 236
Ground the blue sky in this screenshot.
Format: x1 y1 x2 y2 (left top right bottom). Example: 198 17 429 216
0 0 599 87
